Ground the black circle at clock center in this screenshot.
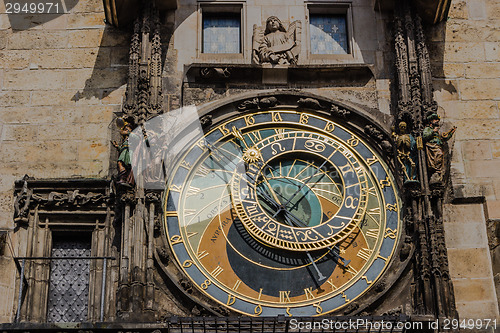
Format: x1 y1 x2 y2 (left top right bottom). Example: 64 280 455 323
225 218 337 297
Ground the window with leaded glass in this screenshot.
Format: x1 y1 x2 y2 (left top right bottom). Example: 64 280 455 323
310 13 349 55
47 233 91 323
202 11 241 54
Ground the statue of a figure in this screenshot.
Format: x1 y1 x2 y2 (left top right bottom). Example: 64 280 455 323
253 16 301 65
423 112 456 184
112 118 136 187
392 122 418 183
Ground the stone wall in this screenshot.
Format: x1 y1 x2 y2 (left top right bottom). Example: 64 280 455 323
429 0 500 320
0 0 129 322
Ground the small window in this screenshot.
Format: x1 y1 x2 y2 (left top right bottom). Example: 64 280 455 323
47 233 91 323
202 11 241 54
310 14 349 55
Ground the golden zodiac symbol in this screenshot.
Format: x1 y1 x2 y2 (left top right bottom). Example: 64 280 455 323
271 142 285 155
345 196 359 209
296 230 319 241
304 139 326 153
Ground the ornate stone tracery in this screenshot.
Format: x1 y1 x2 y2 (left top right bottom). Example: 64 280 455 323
393 0 457 320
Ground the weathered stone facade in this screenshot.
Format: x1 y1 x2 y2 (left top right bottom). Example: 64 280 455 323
0 0 498 328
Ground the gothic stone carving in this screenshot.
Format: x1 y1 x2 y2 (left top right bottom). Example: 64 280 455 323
252 17 301 65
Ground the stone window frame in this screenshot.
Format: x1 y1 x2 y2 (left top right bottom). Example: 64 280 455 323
196 1 246 63
305 1 356 63
12 179 115 324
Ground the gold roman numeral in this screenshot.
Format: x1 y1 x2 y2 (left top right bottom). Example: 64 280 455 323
366 228 379 239
211 266 224 278
187 186 200 197
304 287 315 300
357 247 373 261
346 265 359 277
279 291 291 303
197 250 209 260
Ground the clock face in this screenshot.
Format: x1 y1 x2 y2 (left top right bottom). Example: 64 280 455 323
164 110 401 316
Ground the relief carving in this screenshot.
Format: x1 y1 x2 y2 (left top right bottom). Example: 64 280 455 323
252 17 301 65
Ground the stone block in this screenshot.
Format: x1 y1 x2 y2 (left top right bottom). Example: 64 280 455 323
462 140 493 160
109 47 129 66
101 87 125 105
453 119 500 141
68 29 103 48
0 50 30 69
85 105 116 123
459 79 500 100
485 42 500 61
491 139 500 158
80 123 110 140
444 203 485 224
0 91 30 107
465 63 500 79
439 100 499 120
101 29 131 47
36 124 82 141
1 124 38 142
66 68 127 89
442 63 465 78
486 200 500 220
3 70 66 90
33 48 110 69
0 31 7 50
70 0 103 13
77 140 109 161
433 80 460 102
67 13 106 29
443 222 488 248
445 21 485 42
7 31 68 49
467 159 500 178
444 42 485 63
448 248 493 279
487 2 500 19
453 181 496 201
467 0 487 20
448 0 468 19
455 301 499 319
31 90 100 106
0 14 10 30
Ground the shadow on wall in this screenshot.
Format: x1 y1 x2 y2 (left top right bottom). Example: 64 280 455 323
425 21 458 99
71 23 131 102
6 0 77 29
7 0 131 102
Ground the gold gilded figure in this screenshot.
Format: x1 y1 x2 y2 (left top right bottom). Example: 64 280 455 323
392 122 418 183
423 112 456 184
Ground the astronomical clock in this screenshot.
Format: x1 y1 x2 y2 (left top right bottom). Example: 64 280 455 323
162 102 403 317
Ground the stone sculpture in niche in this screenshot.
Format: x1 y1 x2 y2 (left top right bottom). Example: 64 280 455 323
253 16 301 65
392 121 418 183
423 112 456 184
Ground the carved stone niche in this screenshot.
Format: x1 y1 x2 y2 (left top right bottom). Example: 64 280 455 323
12 178 116 323
252 16 301 65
